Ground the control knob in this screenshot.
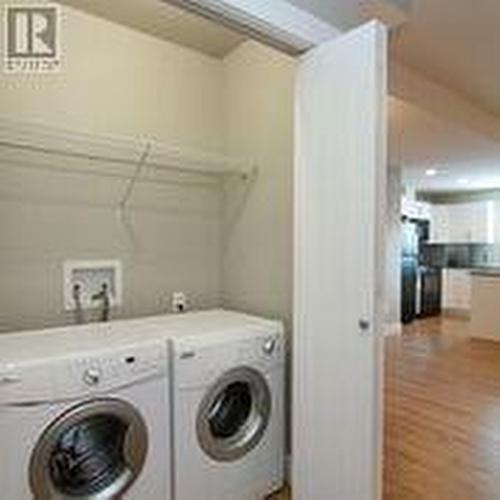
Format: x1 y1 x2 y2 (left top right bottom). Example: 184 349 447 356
262 338 277 355
83 368 101 386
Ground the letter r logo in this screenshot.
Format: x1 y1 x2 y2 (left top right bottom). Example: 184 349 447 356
7 6 57 58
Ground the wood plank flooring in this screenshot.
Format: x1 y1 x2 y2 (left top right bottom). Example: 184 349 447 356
275 316 500 499
267 486 291 500
384 316 500 500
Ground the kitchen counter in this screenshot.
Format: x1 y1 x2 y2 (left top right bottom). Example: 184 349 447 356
470 268 500 277
471 272 500 341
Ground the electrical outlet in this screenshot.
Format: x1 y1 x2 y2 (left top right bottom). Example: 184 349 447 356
171 292 187 313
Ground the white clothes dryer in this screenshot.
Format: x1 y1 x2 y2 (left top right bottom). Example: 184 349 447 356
168 312 286 500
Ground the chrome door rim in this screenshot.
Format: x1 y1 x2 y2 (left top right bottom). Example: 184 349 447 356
196 366 271 462
29 398 148 500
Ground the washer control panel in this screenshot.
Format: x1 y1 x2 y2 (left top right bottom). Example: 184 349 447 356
0 363 21 385
73 343 166 391
0 341 167 404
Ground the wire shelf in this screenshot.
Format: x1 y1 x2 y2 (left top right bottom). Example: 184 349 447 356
0 115 257 209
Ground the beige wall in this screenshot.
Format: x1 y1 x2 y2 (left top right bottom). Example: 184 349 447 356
385 167 401 327
0 1 225 150
221 41 296 330
0 4 297 333
0 2 226 332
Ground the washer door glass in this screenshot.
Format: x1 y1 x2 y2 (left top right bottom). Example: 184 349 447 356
197 367 271 462
29 399 148 499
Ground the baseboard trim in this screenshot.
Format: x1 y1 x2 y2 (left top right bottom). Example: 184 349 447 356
442 308 470 319
385 322 403 336
284 453 291 483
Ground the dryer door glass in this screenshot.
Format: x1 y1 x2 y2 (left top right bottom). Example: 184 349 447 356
197 367 271 462
29 399 148 499
208 381 252 439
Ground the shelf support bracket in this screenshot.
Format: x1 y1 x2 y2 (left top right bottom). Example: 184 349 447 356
118 142 152 210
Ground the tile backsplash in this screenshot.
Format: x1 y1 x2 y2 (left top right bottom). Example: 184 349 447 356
422 243 500 269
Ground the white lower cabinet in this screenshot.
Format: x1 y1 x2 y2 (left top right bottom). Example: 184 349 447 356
442 269 471 314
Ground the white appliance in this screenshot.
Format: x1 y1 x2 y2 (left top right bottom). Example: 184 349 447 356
169 312 285 500
0 328 170 500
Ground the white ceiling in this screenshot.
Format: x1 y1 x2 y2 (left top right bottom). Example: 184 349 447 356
286 0 362 30
58 0 245 58
287 0 411 30
390 98 500 193
391 0 500 117
291 0 500 117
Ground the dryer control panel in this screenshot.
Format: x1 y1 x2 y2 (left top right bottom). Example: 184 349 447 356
172 328 285 389
0 340 167 405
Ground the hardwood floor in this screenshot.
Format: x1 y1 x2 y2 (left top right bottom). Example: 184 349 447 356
385 316 500 500
275 316 500 500
267 486 291 500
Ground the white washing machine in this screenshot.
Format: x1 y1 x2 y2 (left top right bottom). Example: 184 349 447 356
169 313 285 500
0 330 170 500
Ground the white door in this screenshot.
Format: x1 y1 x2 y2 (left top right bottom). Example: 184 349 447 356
293 21 387 500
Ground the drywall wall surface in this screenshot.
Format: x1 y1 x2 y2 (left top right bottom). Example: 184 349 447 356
0 0 225 151
0 2 225 332
385 167 402 327
222 41 296 329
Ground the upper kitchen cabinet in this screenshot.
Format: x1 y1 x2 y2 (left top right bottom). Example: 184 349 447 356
401 197 431 220
429 201 493 244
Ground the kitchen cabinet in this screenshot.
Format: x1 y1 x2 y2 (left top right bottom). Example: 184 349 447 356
430 202 491 244
402 198 431 220
471 271 500 340
442 269 471 315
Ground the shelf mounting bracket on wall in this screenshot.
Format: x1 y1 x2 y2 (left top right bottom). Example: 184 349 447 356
118 142 152 211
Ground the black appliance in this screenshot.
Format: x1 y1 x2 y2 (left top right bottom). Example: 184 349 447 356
401 218 441 324
401 219 418 324
419 267 442 318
